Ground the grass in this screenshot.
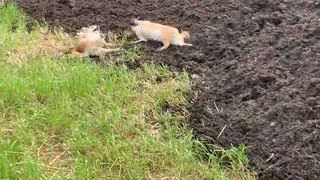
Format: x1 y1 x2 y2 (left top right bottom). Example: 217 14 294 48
0 3 256 180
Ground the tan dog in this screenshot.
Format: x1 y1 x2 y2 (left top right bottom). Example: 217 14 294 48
131 19 192 51
71 25 120 58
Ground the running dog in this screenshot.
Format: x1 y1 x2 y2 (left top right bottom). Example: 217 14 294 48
131 19 192 51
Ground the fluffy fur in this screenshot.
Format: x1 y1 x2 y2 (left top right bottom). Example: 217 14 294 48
131 19 192 51
71 25 120 58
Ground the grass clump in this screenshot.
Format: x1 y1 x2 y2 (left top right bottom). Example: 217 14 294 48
0 3 256 180
0 3 73 65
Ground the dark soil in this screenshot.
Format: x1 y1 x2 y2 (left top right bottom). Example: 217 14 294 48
15 0 320 179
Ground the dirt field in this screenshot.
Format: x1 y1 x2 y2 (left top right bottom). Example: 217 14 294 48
15 0 320 179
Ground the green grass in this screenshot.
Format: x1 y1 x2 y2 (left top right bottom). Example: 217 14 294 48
0 3 256 180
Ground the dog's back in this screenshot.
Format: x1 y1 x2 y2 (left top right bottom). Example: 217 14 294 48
75 39 98 53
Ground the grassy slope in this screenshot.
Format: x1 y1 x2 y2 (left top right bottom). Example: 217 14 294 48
0 4 256 180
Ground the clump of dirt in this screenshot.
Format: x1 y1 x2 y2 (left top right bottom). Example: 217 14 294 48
15 0 320 179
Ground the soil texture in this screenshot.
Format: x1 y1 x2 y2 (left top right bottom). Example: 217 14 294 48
15 0 320 179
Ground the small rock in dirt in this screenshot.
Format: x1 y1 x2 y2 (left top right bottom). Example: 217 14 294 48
244 99 257 107
312 1 320 8
57 0 68 4
69 0 76 7
275 79 290 89
191 74 200 79
240 91 252 101
240 6 253 15
261 47 275 59
310 78 320 85
306 97 318 106
258 74 277 84
308 84 320 96
288 88 300 98
270 122 276 126
190 51 206 63
224 60 238 71
307 79 320 96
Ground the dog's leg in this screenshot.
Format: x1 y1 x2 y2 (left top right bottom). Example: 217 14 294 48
131 39 147 44
130 27 147 44
98 48 121 60
131 34 147 44
87 47 120 58
182 43 193 46
101 48 121 53
98 47 120 54
157 40 170 51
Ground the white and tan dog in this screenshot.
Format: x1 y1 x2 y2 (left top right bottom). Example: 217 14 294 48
71 25 120 58
131 19 192 51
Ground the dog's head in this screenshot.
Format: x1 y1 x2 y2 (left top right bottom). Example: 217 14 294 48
180 31 190 39
76 25 105 41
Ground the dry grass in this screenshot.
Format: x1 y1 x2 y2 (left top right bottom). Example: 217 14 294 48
36 136 73 178
4 26 73 65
